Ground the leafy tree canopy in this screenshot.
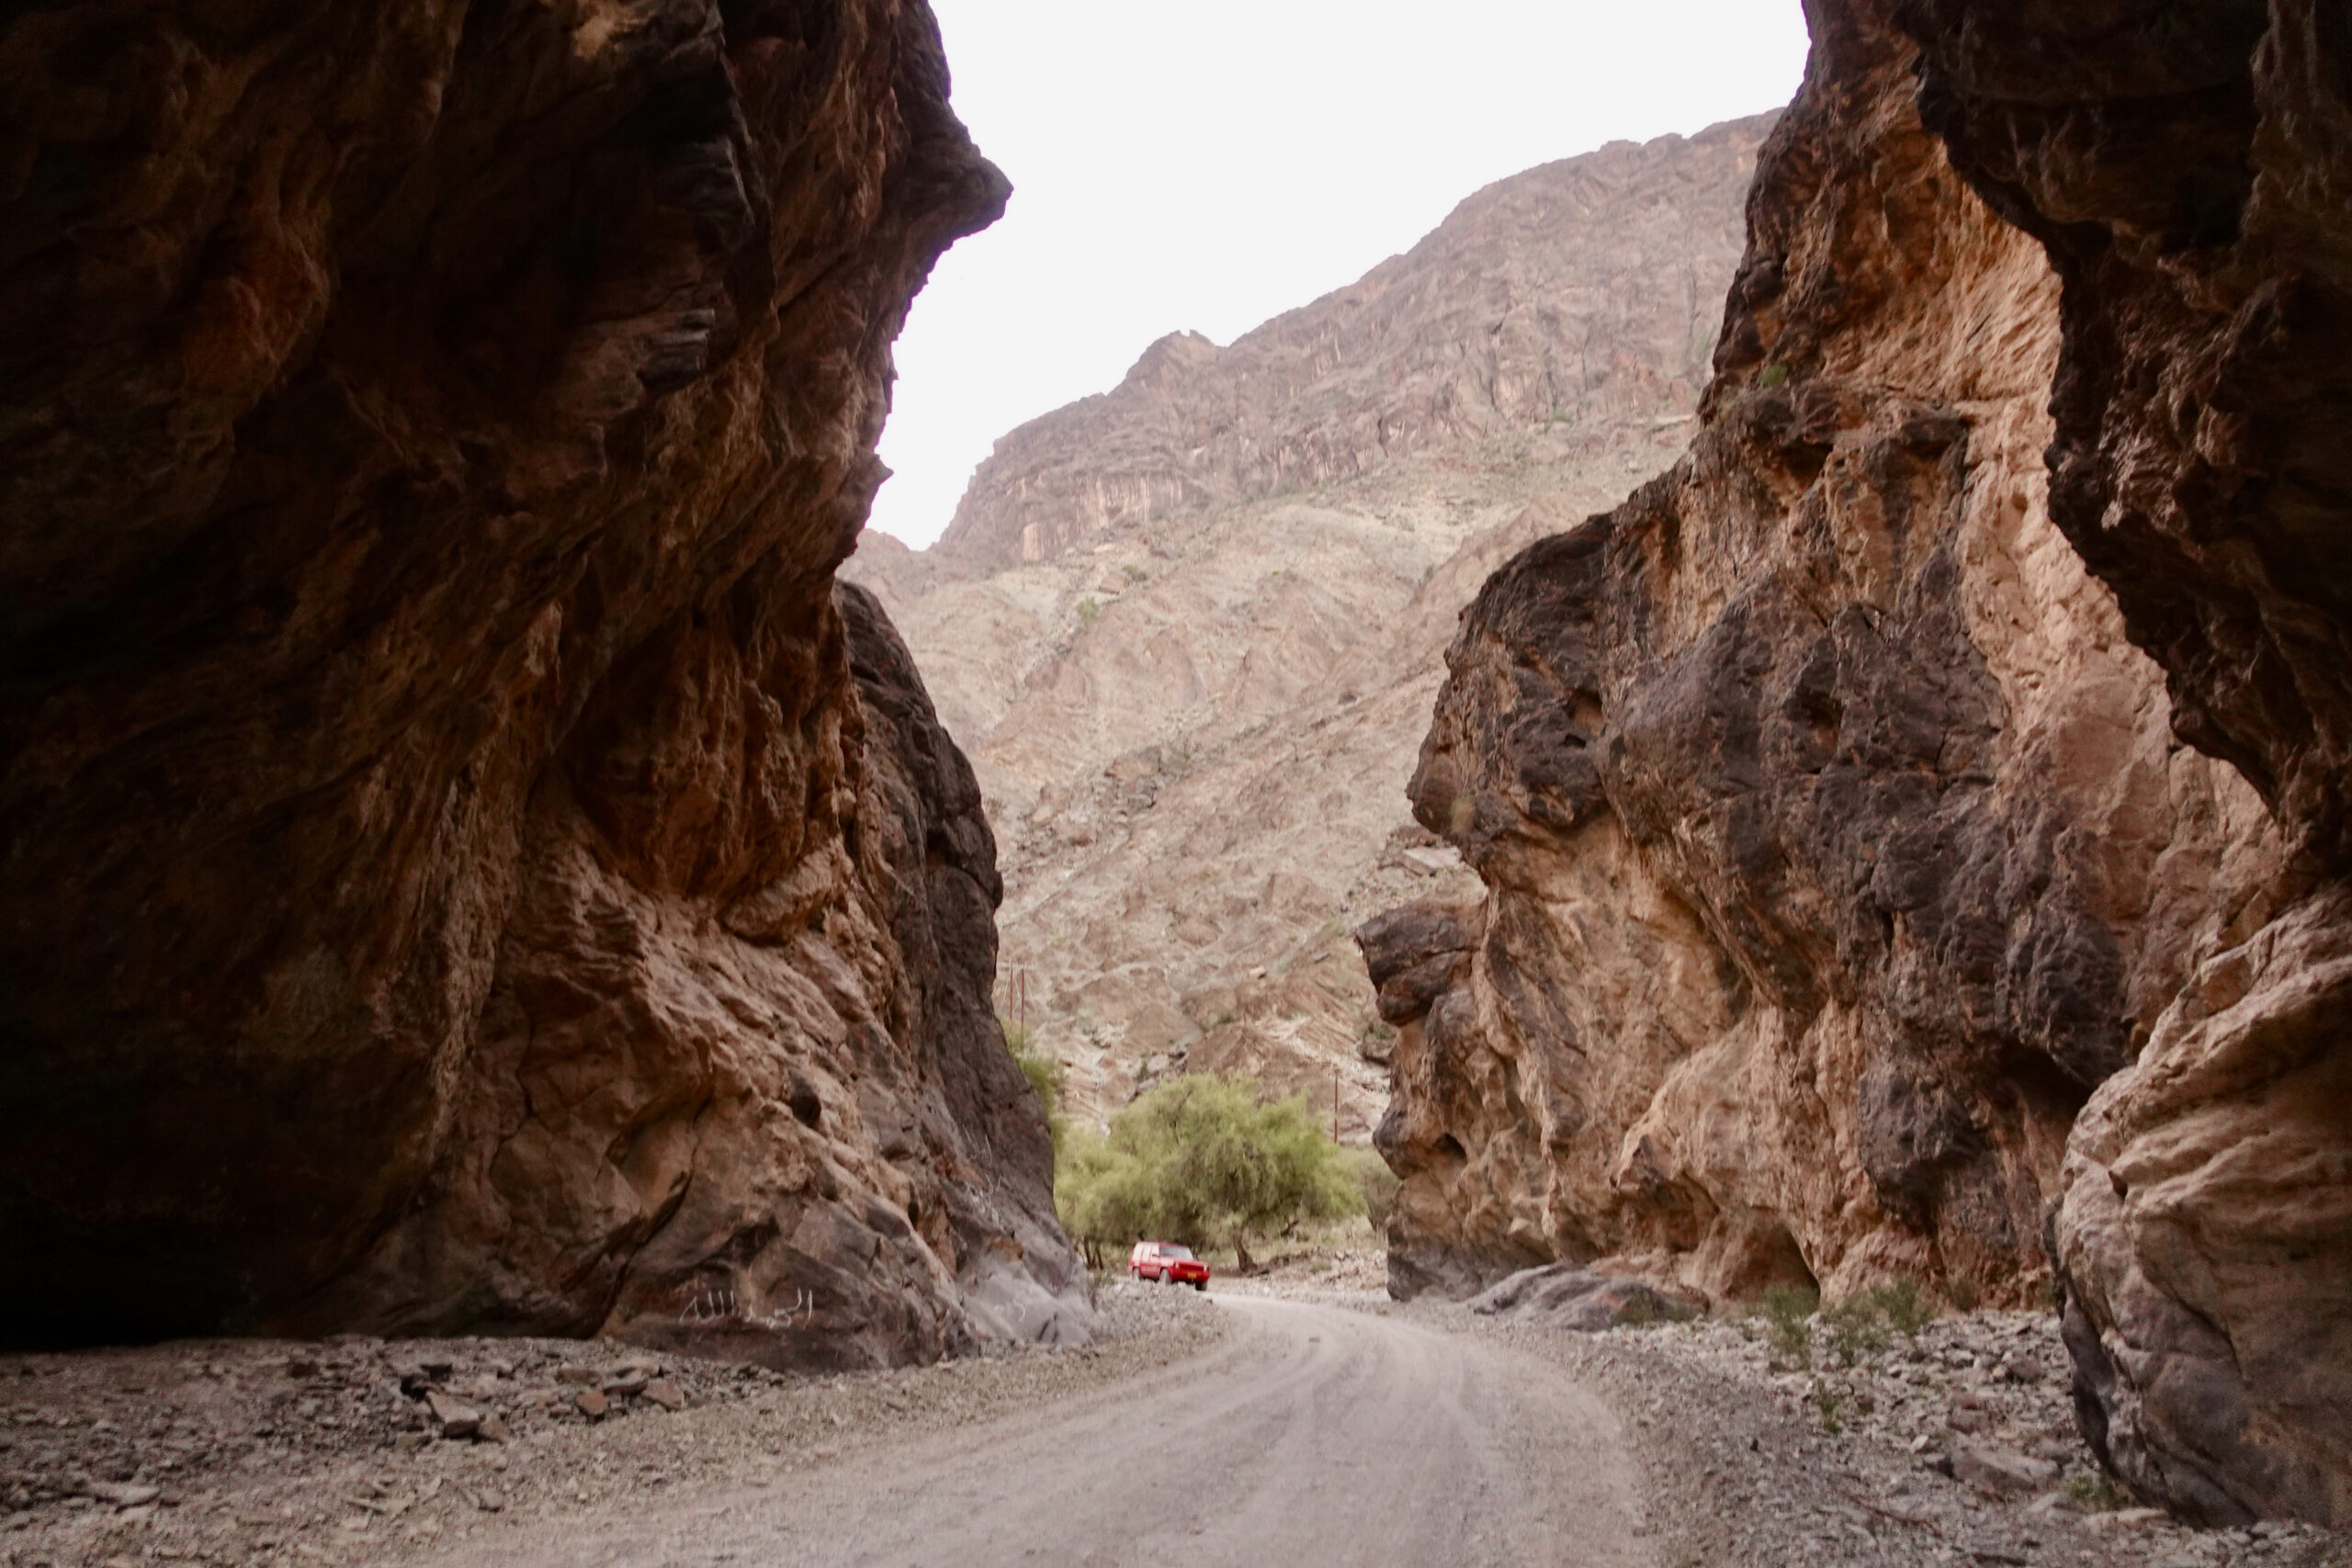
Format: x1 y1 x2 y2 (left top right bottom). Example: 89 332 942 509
1056 1075 1357 1270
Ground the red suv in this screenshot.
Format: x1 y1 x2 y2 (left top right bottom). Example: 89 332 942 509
1129 1241 1210 1290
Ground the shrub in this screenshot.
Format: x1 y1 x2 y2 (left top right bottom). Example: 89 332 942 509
1820 1293 1893 1367
1809 1374 1844 1434
1054 1075 1356 1272
1076 596 1100 624
1342 1145 1400 1232
1612 1292 1698 1330
1758 1283 1820 1371
1865 1278 1935 1338
1759 362 1791 389
1002 1018 1068 1159
2066 1472 2133 1512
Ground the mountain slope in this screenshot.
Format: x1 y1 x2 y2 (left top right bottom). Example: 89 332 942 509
849 117 1772 1129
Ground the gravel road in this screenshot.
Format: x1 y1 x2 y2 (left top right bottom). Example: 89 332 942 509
423 1292 1653 1568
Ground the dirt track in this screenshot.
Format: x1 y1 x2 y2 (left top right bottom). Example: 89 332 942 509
425 1293 1653 1568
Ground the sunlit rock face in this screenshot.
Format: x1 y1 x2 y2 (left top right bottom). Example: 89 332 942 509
1897 0 2352 1529
0 0 1088 1366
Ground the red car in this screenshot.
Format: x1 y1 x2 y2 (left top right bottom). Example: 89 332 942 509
1129 1241 1210 1290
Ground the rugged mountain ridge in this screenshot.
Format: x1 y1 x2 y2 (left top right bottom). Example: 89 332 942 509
0 0 1086 1365
933 119 1751 570
1374 0 2350 1528
852 118 1771 1128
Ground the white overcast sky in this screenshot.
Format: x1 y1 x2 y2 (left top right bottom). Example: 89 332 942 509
868 1 1813 548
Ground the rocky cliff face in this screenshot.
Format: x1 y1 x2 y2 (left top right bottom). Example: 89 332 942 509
0 0 1088 1365
1375 0 2351 1528
851 121 1770 1129
1899 0 2352 1529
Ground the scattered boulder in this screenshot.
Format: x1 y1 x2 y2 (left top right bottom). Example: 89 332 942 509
424 1393 482 1440
1467 1264 1690 1333
1953 1439 2062 1497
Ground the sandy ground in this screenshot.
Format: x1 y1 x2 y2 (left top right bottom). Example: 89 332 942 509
6 1280 2347 1567
421 1292 1652 1568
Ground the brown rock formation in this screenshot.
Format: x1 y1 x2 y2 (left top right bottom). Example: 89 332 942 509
1382 0 2278 1314
1376 0 2352 1527
0 0 1088 1364
851 121 1770 1130
1896 0 2352 1528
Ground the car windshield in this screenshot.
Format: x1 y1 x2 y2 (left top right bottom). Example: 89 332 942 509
1159 1246 1194 1260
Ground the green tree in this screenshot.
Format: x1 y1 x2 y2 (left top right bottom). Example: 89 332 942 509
1055 1076 1355 1272
1001 1018 1069 1160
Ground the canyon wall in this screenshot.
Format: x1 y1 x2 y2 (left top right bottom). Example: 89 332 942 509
0 0 1087 1365
1373 0 2349 1525
1901 0 2352 1529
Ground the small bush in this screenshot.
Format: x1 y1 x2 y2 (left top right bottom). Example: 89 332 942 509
1076 597 1100 624
2066 1472 2133 1513
1758 1283 1820 1371
1759 362 1791 389
1949 1277 1981 1313
1612 1292 1698 1330
1868 1278 1935 1338
1820 1293 1892 1367
1341 1146 1400 1231
1809 1374 1844 1434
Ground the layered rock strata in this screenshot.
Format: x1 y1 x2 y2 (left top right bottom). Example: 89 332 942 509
0 0 1086 1365
1376 0 2352 1527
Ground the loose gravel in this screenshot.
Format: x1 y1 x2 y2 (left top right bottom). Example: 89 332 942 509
5 1273 2346 1568
1447 1302 2349 1568
0 1286 1224 1567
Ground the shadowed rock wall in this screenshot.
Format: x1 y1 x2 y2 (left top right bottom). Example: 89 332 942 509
1374 0 2352 1526
1898 0 2352 1529
0 0 1088 1365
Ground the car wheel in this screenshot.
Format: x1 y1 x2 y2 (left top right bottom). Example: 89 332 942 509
1193 1280 1206 1292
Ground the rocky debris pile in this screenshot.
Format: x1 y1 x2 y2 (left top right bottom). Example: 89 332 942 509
0 1290 1223 1567
1466 1265 1692 1333
1458 1303 2348 1568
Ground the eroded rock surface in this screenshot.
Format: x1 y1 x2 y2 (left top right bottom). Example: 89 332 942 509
1895 0 2352 1528
0 0 1086 1365
1377 0 2352 1528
